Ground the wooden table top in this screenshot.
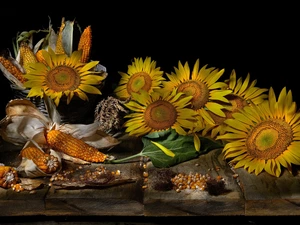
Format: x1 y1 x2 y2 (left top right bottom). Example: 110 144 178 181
1 135 300 218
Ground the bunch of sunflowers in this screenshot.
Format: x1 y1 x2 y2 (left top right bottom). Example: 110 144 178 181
113 56 300 178
1 16 300 180
0 17 107 124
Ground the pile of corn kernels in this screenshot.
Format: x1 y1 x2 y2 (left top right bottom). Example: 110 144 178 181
171 172 211 193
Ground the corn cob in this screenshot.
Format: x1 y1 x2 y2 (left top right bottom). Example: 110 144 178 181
0 56 27 83
46 130 107 163
78 25 92 63
35 49 47 64
55 18 66 54
19 42 38 68
20 146 60 174
0 165 19 189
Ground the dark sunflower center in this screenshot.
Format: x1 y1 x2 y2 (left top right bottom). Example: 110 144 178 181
144 100 177 130
46 65 80 92
246 119 293 160
127 72 152 95
177 81 209 110
227 94 248 112
209 95 248 125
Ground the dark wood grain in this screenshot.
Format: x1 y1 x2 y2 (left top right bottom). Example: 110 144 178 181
1 137 300 217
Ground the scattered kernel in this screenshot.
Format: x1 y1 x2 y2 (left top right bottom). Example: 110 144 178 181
232 174 239 179
143 171 149 178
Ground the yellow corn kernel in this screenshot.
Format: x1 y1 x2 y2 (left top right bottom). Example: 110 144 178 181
0 56 26 83
78 25 92 63
0 165 19 189
55 18 66 54
46 130 107 163
20 146 60 174
35 49 47 64
19 42 38 68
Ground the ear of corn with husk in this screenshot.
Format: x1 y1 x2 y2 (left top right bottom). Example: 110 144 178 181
55 17 74 56
20 146 60 174
46 129 108 163
35 49 47 64
78 25 92 63
55 18 66 54
0 165 19 189
19 42 38 69
0 55 26 85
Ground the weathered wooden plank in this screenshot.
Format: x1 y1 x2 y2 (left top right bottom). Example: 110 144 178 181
143 149 245 216
0 135 145 217
0 183 50 216
235 165 300 215
2 134 300 217
0 139 49 216
245 199 300 216
45 161 144 216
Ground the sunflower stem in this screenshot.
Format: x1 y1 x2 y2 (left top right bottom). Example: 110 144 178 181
106 152 144 164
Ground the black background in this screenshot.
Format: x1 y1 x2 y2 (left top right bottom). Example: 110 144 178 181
0 4 299 120
0 4 299 224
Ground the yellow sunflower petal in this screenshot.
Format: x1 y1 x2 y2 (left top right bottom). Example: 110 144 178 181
193 134 201 152
151 141 175 157
205 102 226 117
79 84 101 94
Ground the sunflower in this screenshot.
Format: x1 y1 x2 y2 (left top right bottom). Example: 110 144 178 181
203 69 269 139
114 57 165 100
217 87 300 177
123 88 200 137
23 48 106 106
162 59 232 125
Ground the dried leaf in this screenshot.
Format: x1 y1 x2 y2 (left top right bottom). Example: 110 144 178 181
54 151 91 165
58 123 121 149
62 19 74 56
82 130 121 149
50 164 136 190
5 99 48 122
19 178 45 191
0 116 46 146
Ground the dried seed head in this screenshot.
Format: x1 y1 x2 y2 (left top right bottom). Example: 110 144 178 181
94 96 129 134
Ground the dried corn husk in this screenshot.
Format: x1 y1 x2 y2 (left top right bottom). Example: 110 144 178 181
56 122 121 150
0 99 50 146
17 148 62 178
0 96 119 164
16 138 62 178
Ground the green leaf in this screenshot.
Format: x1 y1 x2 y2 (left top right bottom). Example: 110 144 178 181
141 129 224 168
141 130 197 167
144 129 172 138
107 129 224 167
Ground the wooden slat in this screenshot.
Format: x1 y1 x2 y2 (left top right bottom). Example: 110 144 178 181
2 136 300 217
143 149 245 216
45 161 144 216
235 166 300 215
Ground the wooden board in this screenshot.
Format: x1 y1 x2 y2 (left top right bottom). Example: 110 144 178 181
1 137 300 217
143 149 245 216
